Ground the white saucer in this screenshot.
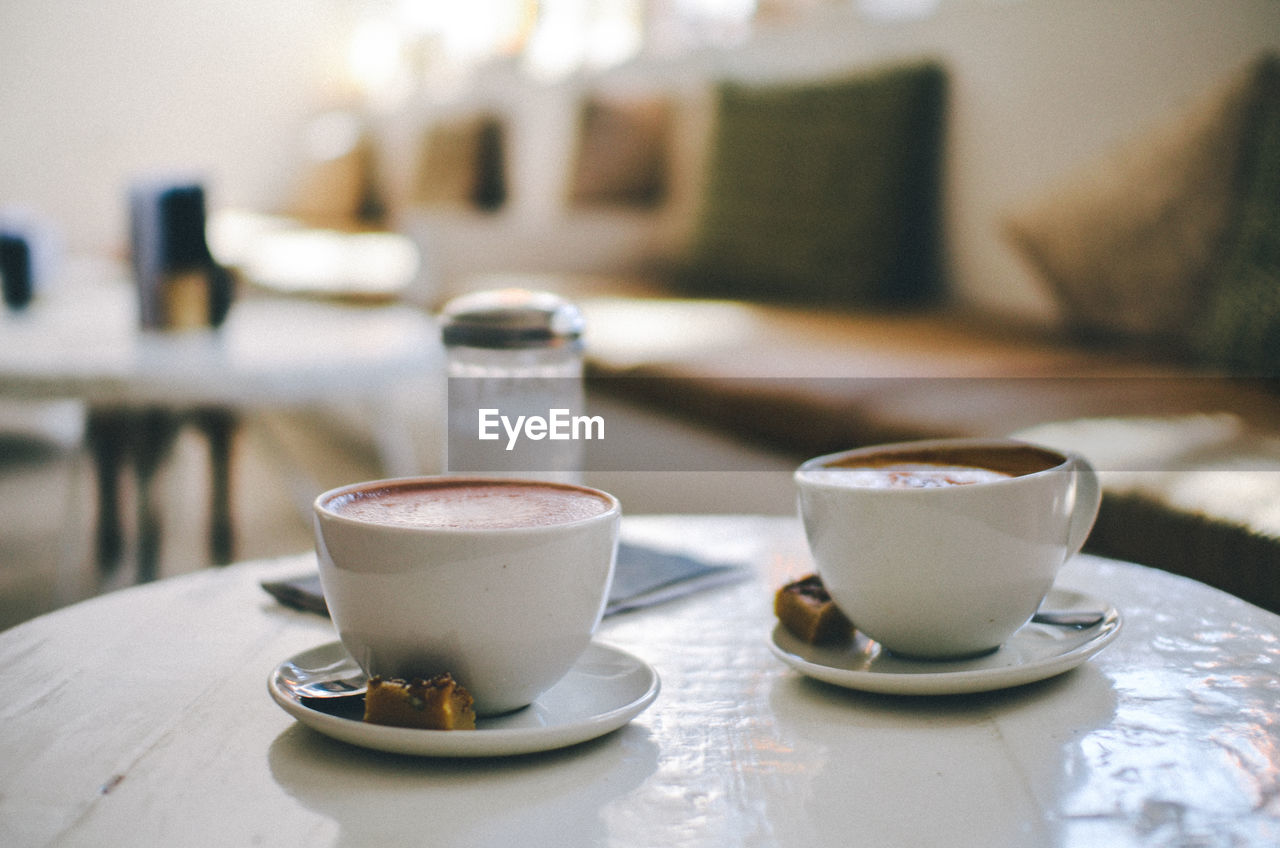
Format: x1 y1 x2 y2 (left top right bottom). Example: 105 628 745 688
769 586 1121 696
269 641 660 757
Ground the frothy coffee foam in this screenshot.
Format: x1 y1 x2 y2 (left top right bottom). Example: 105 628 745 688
329 481 612 529
799 463 1013 489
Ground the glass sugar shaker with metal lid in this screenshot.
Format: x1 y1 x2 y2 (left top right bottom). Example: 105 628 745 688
439 288 587 483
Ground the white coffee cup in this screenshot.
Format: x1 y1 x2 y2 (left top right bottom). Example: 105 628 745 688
795 438 1101 659
313 476 620 715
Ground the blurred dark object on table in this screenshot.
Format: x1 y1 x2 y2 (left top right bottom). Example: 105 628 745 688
0 230 33 310
129 179 234 330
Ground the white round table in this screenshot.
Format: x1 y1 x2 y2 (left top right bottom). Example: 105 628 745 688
1 515 1277 847
0 257 442 571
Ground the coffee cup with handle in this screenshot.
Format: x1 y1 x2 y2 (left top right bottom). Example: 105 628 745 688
794 438 1101 659
313 476 620 716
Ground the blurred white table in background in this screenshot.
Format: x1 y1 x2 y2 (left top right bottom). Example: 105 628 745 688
0 257 442 571
1 515 1276 847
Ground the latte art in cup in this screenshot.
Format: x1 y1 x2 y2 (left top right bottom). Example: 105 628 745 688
798 463 1013 489
327 479 612 530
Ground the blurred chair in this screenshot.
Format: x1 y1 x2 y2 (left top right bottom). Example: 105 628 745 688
0 400 85 469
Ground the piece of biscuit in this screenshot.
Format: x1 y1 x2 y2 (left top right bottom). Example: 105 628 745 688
362 673 477 730
775 574 854 644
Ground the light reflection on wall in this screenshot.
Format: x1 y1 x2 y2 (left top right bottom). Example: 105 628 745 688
345 0 766 104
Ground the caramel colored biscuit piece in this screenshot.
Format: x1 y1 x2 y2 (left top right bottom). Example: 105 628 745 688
775 574 854 644
363 673 477 730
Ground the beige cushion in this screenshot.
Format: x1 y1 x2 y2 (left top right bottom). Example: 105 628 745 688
1004 57 1266 347
413 114 507 211
568 94 673 208
287 115 381 227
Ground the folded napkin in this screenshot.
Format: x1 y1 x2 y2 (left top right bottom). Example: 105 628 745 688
262 541 746 618
603 542 745 615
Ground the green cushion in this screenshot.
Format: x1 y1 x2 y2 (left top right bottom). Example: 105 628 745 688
680 62 946 307
1198 55 1280 375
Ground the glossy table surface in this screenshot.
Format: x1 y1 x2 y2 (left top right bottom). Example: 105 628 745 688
2 515 1278 847
0 257 440 408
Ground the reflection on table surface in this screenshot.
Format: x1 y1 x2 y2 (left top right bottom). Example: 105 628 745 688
1 515 1278 847
0 256 440 407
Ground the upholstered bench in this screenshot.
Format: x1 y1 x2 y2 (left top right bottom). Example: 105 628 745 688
579 297 1280 613
1016 415 1280 615
582 297 1280 445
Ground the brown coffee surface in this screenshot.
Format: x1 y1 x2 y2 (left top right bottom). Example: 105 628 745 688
800 463 1013 489
328 480 612 529
818 443 1063 483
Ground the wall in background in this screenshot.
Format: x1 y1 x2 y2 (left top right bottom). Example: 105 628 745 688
3 0 1279 326
0 0 357 256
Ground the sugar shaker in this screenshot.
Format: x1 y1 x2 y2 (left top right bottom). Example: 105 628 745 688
440 289 588 483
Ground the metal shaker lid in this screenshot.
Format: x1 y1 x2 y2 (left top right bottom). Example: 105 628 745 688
440 289 584 349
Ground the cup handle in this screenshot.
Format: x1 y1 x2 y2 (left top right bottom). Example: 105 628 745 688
1066 453 1102 558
